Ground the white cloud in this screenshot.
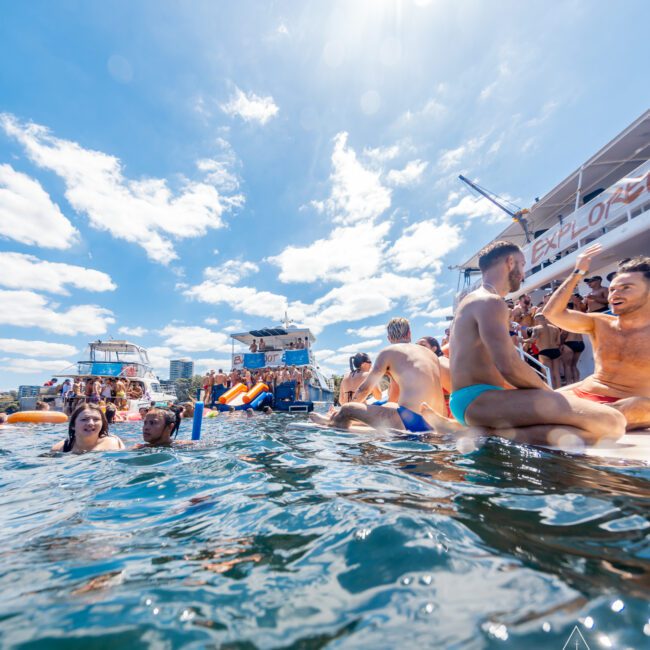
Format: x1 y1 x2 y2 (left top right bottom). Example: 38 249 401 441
0 164 79 249
325 132 392 225
196 158 239 192
0 338 77 358
424 320 451 332
159 325 231 353
386 160 428 187
267 220 390 284
437 136 486 172
194 358 231 373
0 357 73 374
118 326 148 337
443 193 510 224
223 319 245 333
146 346 175 373
336 339 383 354
396 97 446 126
221 87 279 125
0 290 114 335
0 113 243 264
388 220 462 272
204 317 219 326
423 305 453 319
345 324 387 338
363 144 400 164
204 259 260 285
0 252 116 295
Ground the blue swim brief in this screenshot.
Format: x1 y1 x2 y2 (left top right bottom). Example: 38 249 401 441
397 405 432 433
373 399 388 406
449 384 504 426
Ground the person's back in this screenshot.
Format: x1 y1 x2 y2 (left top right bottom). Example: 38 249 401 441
450 291 509 391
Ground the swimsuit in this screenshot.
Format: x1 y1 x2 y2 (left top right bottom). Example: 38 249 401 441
538 348 561 360
564 341 585 353
449 384 504 426
396 406 432 433
572 387 621 404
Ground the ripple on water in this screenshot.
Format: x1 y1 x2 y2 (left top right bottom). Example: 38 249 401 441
0 415 648 648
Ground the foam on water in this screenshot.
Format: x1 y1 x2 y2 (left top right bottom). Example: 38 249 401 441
0 413 648 648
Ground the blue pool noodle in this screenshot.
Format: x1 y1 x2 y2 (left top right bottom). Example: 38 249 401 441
192 401 204 440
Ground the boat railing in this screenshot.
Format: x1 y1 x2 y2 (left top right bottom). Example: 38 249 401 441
516 346 552 385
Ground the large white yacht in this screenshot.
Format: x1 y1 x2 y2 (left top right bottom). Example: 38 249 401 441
56 340 177 410
454 109 650 377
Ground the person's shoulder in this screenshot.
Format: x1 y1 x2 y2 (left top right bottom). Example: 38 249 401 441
99 435 125 450
51 439 65 452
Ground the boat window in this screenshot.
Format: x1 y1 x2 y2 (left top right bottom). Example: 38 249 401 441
151 383 160 392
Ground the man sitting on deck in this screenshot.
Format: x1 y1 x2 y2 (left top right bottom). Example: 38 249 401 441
310 318 445 433
544 246 650 430
420 240 625 445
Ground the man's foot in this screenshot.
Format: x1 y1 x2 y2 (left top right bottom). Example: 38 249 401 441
420 402 465 434
309 412 331 426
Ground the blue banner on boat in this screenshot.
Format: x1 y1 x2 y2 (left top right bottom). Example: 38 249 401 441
243 353 266 369
90 362 124 376
283 349 309 366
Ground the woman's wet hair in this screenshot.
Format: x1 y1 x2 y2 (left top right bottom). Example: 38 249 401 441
64 403 109 453
146 407 182 438
349 352 371 373
418 336 443 356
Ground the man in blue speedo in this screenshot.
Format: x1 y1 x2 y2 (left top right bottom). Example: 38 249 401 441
310 318 446 433
420 240 625 446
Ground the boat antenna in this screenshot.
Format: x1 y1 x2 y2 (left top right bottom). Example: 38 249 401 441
282 311 294 329
458 174 532 243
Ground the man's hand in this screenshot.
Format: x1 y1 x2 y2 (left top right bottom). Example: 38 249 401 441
575 243 602 273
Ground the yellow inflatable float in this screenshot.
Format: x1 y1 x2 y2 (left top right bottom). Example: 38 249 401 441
7 411 69 424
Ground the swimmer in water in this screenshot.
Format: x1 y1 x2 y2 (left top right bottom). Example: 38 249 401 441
139 407 183 447
52 403 125 453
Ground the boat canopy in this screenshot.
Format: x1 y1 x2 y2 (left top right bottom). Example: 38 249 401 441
230 327 315 346
458 108 650 270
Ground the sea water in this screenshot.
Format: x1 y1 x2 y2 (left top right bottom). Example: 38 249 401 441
0 413 648 648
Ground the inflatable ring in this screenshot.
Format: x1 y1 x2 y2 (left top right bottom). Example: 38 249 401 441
7 411 69 424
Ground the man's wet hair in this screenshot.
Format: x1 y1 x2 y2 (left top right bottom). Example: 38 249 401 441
617 256 650 281
387 317 410 341
478 241 522 272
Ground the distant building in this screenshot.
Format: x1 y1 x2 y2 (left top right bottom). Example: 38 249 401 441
169 358 194 381
18 385 41 398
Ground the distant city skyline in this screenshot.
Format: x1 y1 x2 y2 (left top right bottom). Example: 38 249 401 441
169 359 194 381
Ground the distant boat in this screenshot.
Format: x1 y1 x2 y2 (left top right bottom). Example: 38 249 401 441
54 340 177 411
229 321 334 405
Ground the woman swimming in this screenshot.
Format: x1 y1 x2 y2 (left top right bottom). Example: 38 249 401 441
52 403 125 453
140 407 182 447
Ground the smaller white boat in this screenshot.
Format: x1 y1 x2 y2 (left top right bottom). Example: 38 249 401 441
55 340 177 411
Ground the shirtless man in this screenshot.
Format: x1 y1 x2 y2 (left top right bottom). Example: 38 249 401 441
511 294 536 330
525 313 562 388
583 275 609 313
544 246 650 430
311 319 445 433
421 240 625 445
249 339 258 353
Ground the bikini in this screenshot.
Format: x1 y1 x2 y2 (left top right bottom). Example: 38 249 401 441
449 384 504 426
572 387 621 404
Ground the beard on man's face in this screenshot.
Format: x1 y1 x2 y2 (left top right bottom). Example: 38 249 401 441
508 268 523 292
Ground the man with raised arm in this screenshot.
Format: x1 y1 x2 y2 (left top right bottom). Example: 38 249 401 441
420 240 625 445
543 245 650 430
310 318 445 433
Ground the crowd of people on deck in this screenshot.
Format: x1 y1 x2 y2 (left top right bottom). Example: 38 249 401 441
248 336 310 353
58 376 147 414
201 366 312 404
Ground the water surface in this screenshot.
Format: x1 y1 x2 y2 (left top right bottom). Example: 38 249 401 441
0 413 648 648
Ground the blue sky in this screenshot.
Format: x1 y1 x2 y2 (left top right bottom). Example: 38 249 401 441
1 0 649 389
